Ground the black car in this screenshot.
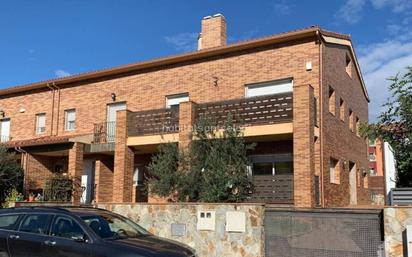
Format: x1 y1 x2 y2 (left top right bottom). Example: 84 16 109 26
0 207 196 257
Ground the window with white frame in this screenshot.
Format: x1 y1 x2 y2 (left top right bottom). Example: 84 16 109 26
35 113 46 134
166 93 189 108
330 158 339 184
245 78 293 98
64 109 76 131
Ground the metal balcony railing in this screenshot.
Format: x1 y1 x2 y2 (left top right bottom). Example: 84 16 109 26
93 121 116 143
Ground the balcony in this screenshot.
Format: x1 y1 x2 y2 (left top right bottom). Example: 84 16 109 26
127 92 293 138
93 121 116 143
195 92 293 127
128 108 180 137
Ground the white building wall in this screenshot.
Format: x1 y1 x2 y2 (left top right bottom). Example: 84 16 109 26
384 142 397 196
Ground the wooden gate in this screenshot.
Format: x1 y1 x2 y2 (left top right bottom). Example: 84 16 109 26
250 174 293 204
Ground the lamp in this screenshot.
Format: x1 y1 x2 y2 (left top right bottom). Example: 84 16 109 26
111 93 116 102
212 76 219 87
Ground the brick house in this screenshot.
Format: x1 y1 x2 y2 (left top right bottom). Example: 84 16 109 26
368 138 396 204
0 14 375 208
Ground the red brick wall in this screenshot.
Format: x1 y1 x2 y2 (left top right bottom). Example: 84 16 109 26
24 154 54 192
200 15 227 49
95 157 114 203
0 33 370 207
321 43 369 207
0 38 320 142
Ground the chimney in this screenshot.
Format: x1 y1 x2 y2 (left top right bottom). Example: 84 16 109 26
198 14 227 50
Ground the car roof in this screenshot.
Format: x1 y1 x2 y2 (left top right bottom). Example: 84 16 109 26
0 206 112 217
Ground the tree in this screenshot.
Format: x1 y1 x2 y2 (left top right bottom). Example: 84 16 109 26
147 114 255 202
0 146 23 206
361 66 412 187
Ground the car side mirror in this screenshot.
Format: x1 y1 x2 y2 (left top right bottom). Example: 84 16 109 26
71 234 87 243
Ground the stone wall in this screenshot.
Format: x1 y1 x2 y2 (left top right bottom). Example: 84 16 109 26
384 207 412 257
98 203 264 257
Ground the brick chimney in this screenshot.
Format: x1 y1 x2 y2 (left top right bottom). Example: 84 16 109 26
198 14 227 50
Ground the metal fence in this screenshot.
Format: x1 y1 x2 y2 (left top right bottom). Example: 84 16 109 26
390 188 412 206
250 175 293 204
264 208 384 257
93 121 116 143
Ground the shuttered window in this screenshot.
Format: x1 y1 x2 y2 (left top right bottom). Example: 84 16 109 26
245 79 293 98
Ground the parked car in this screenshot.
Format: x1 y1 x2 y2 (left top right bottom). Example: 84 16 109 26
0 206 196 257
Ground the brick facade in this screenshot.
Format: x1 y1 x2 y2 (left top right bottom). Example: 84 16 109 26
113 110 134 202
95 157 114 203
68 142 84 203
293 85 315 207
0 15 374 207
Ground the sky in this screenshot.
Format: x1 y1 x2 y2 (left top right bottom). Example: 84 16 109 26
0 0 411 121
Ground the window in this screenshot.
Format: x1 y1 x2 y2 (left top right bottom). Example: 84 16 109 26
0 119 11 142
369 153 376 161
0 214 21 231
50 216 85 240
245 79 293 97
35 113 46 134
64 109 76 131
349 109 354 131
252 155 293 176
339 98 345 121
133 166 145 186
345 53 353 78
328 87 336 115
330 158 340 184
252 162 274 176
19 214 53 235
166 93 189 109
370 168 376 176
355 117 360 136
82 213 149 239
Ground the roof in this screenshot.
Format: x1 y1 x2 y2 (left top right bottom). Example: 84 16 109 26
2 135 73 148
0 26 369 101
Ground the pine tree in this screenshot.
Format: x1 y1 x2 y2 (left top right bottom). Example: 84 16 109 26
147 114 254 202
0 146 23 207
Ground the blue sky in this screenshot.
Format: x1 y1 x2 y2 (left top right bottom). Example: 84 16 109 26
0 0 411 120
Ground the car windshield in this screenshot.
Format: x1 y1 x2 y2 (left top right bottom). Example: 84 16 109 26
82 213 150 240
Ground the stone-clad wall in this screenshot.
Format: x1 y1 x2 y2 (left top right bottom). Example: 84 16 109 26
98 203 264 257
384 207 412 257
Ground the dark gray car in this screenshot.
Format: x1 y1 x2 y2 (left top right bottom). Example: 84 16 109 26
0 207 196 257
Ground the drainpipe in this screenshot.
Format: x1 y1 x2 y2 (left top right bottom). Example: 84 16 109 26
317 30 325 208
15 146 29 197
46 83 55 136
51 82 61 135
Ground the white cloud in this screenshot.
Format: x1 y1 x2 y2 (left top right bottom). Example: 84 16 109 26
272 1 293 15
358 36 412 121
335 0 366 24
370 0 412 12
164 32 198 52
54 69 71 78
336 0 412 24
